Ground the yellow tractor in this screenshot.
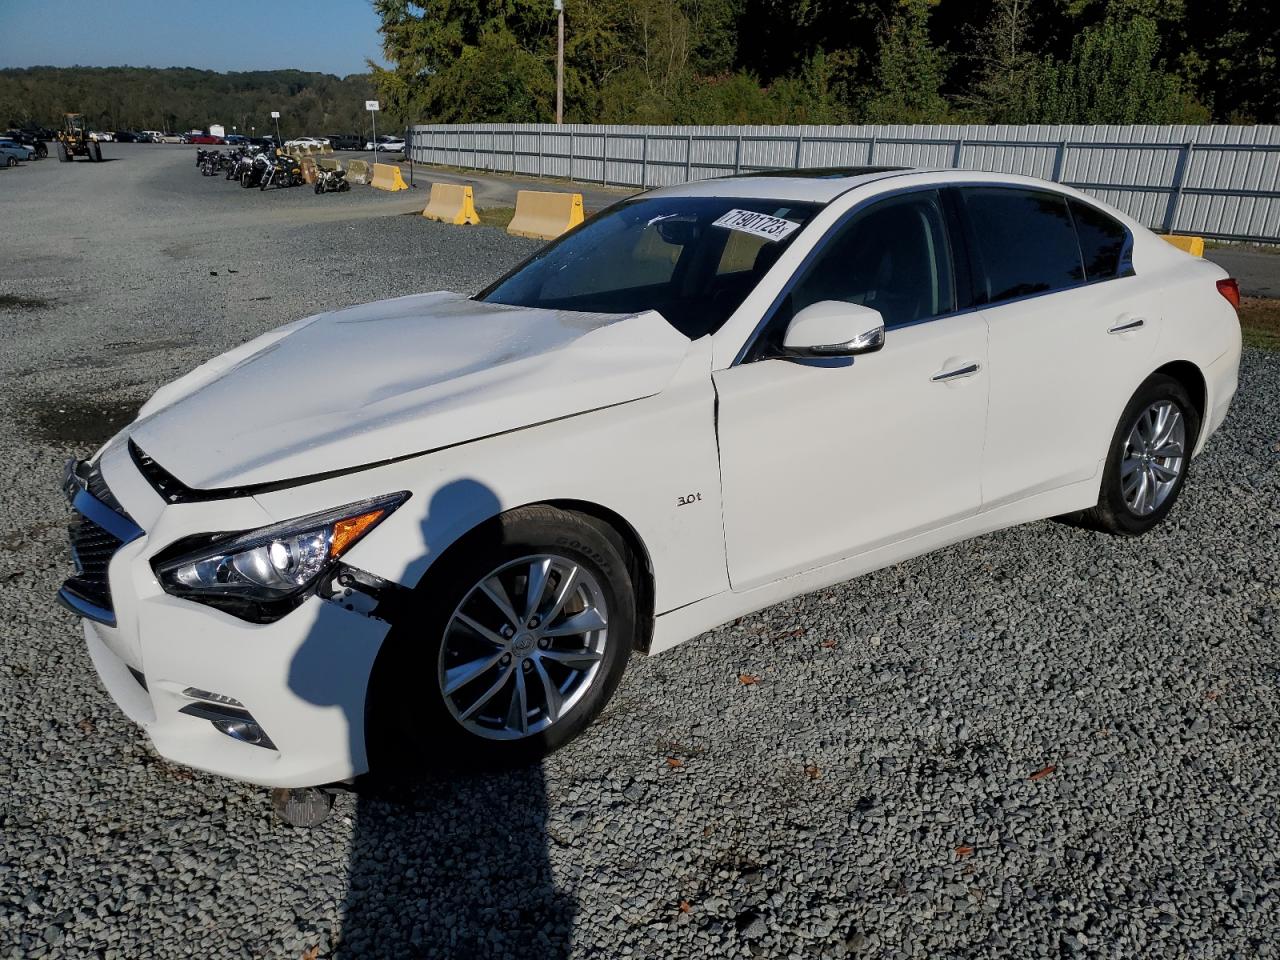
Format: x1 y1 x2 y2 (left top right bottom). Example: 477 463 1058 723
56 114 103 162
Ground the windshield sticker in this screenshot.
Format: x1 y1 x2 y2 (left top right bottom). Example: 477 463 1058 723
712 209 801 242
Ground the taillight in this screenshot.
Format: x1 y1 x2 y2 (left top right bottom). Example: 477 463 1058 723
1216 278 1241 309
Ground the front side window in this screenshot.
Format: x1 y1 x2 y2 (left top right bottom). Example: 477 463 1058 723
962 188 1084 304
760 190 956 350
478 196 821 340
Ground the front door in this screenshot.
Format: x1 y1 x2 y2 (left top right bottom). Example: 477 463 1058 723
714 190 990 591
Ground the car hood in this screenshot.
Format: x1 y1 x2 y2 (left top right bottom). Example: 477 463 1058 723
128 292 690 489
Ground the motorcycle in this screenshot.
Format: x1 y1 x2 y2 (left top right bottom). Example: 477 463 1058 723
240 151 270 188
259 151 303 190
200 150 223 176
224 148 249 180
313 167 350 194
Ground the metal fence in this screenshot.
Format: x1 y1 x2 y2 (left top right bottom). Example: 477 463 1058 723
408 123 1280 244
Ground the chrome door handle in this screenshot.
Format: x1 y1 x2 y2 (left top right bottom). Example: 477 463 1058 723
1108 317 1146 334
931 362 981 382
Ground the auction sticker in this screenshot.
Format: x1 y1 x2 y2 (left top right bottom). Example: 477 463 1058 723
712 209 801 242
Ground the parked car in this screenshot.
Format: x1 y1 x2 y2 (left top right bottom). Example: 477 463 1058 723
155 133 184 144
365 135 405 153
3 129 47 157
189 133 225 145
58 168 1241 812
326 133 363 151
247 136 276 149
0 138 35 165
224 134 248 145
88 131 115 142
113 130 142 143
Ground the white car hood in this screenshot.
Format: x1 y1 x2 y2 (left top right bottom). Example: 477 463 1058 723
129 292 690 489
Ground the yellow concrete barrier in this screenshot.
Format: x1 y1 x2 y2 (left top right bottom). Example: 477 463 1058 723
422 182 480 225
370 162 409 192
346 159 370 185
507 190 585 240
316 157 341 172
1161 234 1205 257
299 157 318 185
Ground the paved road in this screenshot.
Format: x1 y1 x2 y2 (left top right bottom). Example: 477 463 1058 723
2 146 1279 959
1205 247 1280 298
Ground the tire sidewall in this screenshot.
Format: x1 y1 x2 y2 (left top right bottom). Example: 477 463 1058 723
368 508 635 773
1099 374 1201 535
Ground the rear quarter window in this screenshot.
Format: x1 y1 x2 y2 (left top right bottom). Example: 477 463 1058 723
1069 199 1131 282
962 188 1085 304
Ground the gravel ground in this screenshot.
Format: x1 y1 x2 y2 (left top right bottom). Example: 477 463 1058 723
2 146 1280 960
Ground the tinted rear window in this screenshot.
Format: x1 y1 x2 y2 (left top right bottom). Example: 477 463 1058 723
963 188 1084 303
1070 199 1129 281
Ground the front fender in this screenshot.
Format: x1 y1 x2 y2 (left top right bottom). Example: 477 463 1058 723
250 340 728 618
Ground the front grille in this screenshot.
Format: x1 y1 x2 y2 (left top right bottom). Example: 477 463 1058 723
64 513 123 613
84 459 131 519
60 457 144 625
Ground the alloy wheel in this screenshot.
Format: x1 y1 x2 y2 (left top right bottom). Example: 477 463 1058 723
1120 400 1186 516
438 554 609 740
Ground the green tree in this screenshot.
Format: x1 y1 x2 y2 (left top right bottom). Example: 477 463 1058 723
959 0 1041 123
1031 9 1206 123
862 0 951 122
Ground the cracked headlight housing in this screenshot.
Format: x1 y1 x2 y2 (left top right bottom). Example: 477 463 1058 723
153 492 409 622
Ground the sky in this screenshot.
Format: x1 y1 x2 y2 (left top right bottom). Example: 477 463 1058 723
0 0 386 75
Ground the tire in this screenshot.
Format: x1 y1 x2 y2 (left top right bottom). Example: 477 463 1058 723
314 181 323 194
36 144 47 159
368 505 636 773
1075 373 1201 536
57 142 70 163
90 141 102 162
5 157 15 168
240 171 253 188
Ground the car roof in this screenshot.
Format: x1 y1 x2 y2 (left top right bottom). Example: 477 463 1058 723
642 166 922 203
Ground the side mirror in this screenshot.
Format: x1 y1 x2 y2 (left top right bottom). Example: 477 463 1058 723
780 301 885 359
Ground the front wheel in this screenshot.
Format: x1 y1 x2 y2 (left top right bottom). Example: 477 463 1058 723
1076 373 1200 536
5 157 15 168
368 505 636 771
90 141 102 162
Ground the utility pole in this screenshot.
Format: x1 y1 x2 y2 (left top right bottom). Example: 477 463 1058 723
555 0 564 125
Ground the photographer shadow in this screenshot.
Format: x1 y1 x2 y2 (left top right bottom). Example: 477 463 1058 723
288 478 576 958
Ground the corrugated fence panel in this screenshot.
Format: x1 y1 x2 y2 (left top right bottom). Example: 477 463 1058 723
407 123 1280 242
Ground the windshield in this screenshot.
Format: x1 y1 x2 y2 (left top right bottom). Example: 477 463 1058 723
478 196 822 339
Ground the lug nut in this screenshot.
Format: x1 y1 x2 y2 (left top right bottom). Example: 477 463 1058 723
538 638 550 649
500 625 515 639
527 617 540 629
500 653 511 665
522 660 533 671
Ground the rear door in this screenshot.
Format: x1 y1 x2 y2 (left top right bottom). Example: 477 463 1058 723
956 187 1160 509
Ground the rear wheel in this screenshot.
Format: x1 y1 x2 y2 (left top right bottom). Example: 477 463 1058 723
5 157 15 168
368 505 636 771
89 141 102 162
57 142 70 162
1076 373 1200 536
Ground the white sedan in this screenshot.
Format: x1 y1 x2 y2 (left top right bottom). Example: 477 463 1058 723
60 168 1241 813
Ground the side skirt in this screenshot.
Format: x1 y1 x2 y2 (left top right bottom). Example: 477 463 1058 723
647 474 1100 656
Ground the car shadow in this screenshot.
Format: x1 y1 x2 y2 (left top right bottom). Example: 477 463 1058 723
288 478 576 957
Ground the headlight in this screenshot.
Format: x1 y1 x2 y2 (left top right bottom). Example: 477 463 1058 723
153 492 408 621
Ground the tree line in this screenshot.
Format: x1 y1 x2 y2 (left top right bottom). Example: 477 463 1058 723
0 67 383 136
372 0 1278 126
4 1 1274 135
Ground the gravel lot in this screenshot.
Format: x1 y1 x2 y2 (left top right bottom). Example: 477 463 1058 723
2 145 1279 960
